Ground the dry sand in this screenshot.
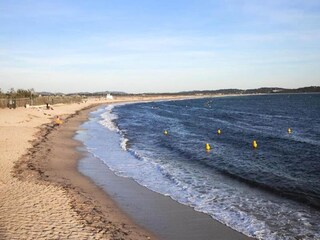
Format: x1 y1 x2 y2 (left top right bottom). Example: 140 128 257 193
0 95 202 240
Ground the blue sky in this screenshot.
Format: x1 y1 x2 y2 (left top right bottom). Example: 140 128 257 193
1 0 319 93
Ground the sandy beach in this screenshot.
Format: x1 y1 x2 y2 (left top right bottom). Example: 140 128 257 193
0 96 252 240
0 97 152 239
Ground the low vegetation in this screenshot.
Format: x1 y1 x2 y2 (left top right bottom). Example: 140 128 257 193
0 88 38 98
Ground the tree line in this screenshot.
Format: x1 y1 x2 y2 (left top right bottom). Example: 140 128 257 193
0 88 38 98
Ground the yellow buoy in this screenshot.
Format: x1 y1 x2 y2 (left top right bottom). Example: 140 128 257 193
205 143 211 151
164 130 168 135
252 140 258 149
288 128 292 134
217 129 221 135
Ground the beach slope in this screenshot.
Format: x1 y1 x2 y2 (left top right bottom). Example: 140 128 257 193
0 99 155 239
0 96 253 239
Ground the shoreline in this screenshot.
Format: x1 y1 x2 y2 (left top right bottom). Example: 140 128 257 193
12 103 157 239
1 95 254 239
0 97 158 239
78 142 254 239
77 102 254 240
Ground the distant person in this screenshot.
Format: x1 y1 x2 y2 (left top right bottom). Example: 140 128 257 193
46 103 54 110
54 116 63 125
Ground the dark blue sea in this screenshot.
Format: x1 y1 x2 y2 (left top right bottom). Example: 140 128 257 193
76 94 320 240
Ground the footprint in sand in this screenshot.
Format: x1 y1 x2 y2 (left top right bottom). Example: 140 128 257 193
0 180 5 188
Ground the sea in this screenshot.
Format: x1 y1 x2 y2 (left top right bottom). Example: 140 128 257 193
75 94 320 240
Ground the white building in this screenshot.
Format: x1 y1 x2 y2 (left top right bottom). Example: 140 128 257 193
106 94 113 100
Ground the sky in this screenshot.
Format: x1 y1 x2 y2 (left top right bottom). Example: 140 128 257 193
0 0 320 93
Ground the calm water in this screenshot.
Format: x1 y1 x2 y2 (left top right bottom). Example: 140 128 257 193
77 94 320 240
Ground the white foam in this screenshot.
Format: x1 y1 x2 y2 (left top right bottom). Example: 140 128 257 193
120 137 128 150
98 104 130 150
98 105 119 132
79 105 320 240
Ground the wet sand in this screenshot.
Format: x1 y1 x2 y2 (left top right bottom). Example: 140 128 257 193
79 153 253 240
0 99 112 239
9 103 156 240
0 95 254 239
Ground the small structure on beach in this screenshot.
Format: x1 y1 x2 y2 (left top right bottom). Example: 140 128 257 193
106 94 113 100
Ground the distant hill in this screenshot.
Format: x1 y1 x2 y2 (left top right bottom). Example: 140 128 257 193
171 86 320 96
37 91 127 96
280 86 320 93
35 86 320 97
38 91 65 96
139 86 320 96
66 91 127 96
